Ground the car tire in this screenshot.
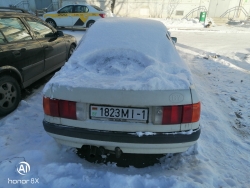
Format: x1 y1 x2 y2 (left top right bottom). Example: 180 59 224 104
0 76 21 116
87 20 95 28
46 19 57 28
67 44 76 60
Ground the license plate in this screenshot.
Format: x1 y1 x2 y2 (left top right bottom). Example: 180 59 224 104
90 105 148 122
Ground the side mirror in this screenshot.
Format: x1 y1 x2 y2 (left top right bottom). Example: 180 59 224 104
45 32 56 38
56 30 64 37
44 31 64 38
171 37 177 44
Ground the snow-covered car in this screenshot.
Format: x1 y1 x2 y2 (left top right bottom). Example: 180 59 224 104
42 18 201 157
43 4 106 28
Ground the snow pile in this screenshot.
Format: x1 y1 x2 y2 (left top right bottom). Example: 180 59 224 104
43 18 193 93
153 18 205 29
154 18 250 33
129 132 156 137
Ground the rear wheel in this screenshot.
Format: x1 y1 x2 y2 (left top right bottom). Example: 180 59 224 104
67 44 76 60
0 76 21 116
86 20 95 28
46 19 57 28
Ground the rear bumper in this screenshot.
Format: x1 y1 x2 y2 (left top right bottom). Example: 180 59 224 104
43 120 201 154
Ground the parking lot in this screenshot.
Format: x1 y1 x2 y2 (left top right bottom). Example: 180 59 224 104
0 23 250 187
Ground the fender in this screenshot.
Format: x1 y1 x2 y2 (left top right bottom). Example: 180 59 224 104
0 66 23 87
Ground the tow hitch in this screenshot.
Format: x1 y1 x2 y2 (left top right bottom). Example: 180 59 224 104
115 147 122 158
80 145 123 159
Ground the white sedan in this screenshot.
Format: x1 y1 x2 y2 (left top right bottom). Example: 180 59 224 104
42 18 201 157
43 4 107 28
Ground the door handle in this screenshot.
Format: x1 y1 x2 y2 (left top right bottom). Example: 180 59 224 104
43 45 53 50
43 45 50 50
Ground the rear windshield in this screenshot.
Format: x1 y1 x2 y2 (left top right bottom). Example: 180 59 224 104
91 5 103 11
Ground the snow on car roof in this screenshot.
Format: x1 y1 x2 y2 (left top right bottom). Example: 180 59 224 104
44 18 193 93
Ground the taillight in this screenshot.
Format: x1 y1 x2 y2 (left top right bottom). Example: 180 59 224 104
43 97 51 115
162 106 182 124
193 102 201 122
43 97 76 120
154 102 200 125
183 102 201 123
99 13 106 18
59 100 77 119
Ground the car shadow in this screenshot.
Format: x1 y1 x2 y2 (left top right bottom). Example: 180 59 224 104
21 71 56 100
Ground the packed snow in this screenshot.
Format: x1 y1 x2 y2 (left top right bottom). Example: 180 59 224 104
43 18 193 93
0 19 250 187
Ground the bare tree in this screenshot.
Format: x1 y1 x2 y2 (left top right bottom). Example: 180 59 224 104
167 0 180 18
111 0 116 13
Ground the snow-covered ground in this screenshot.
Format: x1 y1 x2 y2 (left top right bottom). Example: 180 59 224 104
0 19 250 187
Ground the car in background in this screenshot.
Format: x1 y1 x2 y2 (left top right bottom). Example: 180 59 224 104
0 7 77 116
43 4 107 28
43 18 201 158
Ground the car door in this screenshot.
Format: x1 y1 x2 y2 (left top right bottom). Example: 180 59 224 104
55 5 74 26
72 5 89 26
0 17 44 82
24 17 67 72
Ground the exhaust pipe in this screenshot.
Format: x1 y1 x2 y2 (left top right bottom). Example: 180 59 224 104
89 146 97 158
115 147 122 158
98 146 105 155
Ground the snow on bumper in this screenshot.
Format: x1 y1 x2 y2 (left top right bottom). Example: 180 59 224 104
43 121 200 154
